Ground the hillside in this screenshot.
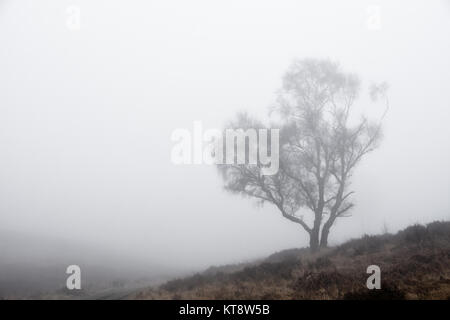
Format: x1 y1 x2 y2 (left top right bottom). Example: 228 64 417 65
128 221 450 300
0 230 181 299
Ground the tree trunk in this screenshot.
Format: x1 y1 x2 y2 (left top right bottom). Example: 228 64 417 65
309 234 319 252
309 226 320 253
309 208 323 252
320 226 329 248
320 220 333 248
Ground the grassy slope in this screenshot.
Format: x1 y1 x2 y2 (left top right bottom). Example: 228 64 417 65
129 221 450 300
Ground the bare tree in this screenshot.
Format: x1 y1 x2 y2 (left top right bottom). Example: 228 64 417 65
218 58 387 252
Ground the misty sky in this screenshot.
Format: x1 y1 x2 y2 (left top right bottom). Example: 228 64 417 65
0 0 449 269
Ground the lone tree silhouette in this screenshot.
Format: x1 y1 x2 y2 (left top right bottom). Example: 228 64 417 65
218 58 387 252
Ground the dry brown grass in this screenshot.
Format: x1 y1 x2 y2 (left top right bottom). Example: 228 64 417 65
128 221 450 300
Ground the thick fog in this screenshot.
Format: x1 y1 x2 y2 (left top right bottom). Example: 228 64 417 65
0 0 449 277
